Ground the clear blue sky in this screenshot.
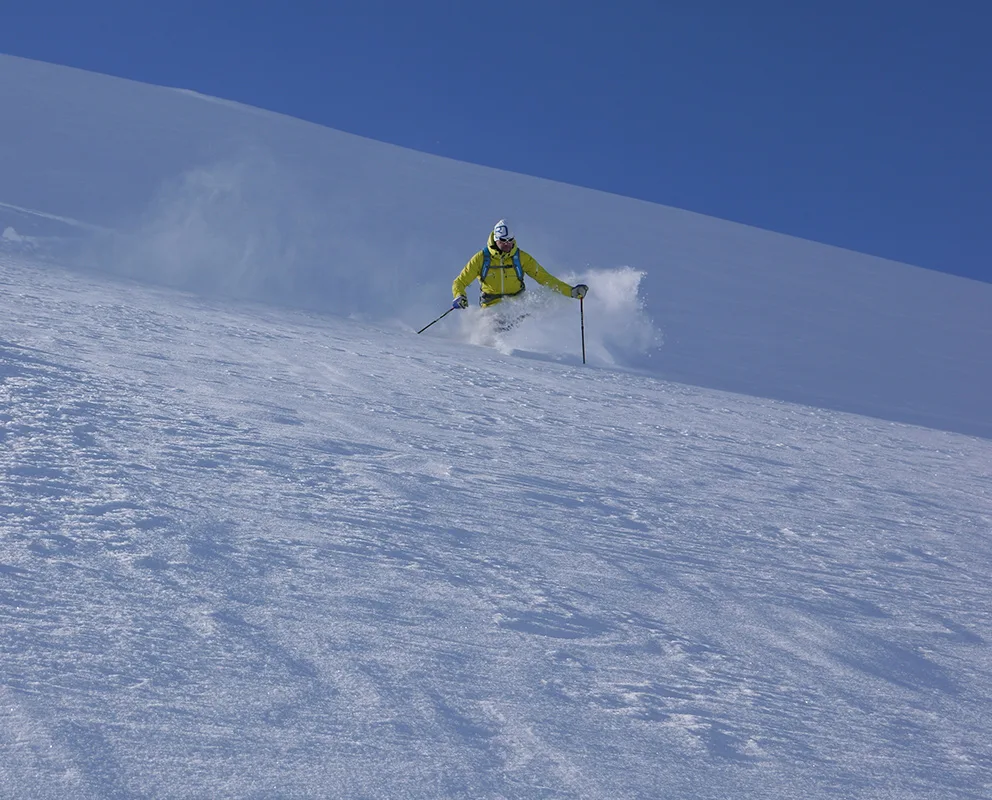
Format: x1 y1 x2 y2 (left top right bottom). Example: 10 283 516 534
3 1 990 283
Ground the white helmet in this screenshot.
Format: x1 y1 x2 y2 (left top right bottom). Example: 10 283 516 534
493 219 513 241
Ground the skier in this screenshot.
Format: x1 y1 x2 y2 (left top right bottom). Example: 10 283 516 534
451 220 588 315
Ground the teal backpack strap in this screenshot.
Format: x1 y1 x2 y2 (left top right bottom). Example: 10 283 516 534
512 250 523 282
479 247 523 283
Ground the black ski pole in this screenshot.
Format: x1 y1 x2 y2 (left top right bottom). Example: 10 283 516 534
580 296 586 364
417 306 456 334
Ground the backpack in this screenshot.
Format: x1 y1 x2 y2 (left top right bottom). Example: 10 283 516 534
480 248 524 284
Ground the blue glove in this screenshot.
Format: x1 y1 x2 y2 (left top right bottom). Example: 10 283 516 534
452 295 468 309
570 284 588 299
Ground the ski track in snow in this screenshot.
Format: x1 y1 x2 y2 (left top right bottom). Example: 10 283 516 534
1 251 991 799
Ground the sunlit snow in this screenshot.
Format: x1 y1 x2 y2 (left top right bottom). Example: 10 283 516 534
1 54 990 799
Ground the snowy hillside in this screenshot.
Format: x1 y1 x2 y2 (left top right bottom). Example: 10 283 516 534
1 55 991 798
1 53 990 438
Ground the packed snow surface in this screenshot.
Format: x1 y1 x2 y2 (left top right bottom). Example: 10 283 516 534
0 54 990 798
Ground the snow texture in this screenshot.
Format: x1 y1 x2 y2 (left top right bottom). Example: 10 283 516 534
1 54 990 799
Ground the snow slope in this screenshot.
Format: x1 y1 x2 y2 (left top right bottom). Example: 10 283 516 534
2 249 990 799
1 53 990 437
0 55 990 798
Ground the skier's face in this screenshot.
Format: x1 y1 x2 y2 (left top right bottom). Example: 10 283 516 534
496 238 514 252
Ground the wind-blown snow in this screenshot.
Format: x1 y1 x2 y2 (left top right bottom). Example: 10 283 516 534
2 54 990 436
1 54 990 799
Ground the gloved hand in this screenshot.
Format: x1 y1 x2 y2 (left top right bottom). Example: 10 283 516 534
452 295 468 309
570 284 588 299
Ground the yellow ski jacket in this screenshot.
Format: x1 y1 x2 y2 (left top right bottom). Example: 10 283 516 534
453 233 573 308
